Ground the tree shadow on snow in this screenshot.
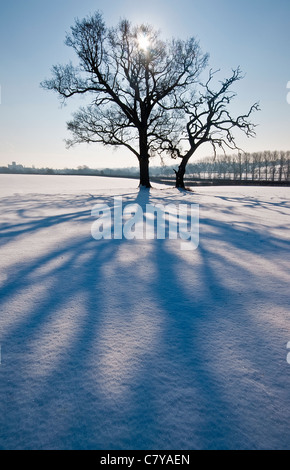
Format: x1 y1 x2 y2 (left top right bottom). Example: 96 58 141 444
0 187 290 450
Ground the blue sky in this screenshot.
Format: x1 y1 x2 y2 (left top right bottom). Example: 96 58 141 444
0 0 290 169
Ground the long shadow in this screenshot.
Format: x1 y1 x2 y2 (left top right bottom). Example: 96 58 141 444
0 186 290 449
120 188 290 449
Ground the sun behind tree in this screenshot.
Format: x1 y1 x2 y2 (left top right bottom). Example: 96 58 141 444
137 32 151 51
41 11 208 187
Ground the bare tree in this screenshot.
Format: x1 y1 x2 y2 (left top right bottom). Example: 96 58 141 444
231 154 240 180
251 153 258 181
285 151 290 182
255 152 263 181
162 68 259 188
41 12 207 187
270 151 278 182
263 151 270 181
278 151 285 182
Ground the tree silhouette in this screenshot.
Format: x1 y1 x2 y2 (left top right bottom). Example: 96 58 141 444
41 12 207 187
162 68 259 188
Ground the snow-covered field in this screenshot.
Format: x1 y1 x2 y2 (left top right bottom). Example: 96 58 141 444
0 174 290 450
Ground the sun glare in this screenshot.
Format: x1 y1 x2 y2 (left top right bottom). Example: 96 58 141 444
137 33 150 51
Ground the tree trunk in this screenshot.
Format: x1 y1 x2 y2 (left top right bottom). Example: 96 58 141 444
139 157 151 188
175 157 190 188
138 127 151 188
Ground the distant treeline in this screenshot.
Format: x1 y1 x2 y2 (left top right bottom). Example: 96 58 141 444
185 151 290 182
1 151 290 182
0 163 164 178
0 165 139 177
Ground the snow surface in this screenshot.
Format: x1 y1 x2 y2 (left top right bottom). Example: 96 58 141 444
0 174 290 450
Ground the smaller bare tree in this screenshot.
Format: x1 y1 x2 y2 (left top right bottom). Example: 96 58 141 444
162 68 259 188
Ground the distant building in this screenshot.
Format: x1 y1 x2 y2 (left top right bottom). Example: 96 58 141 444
8 162 24 171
